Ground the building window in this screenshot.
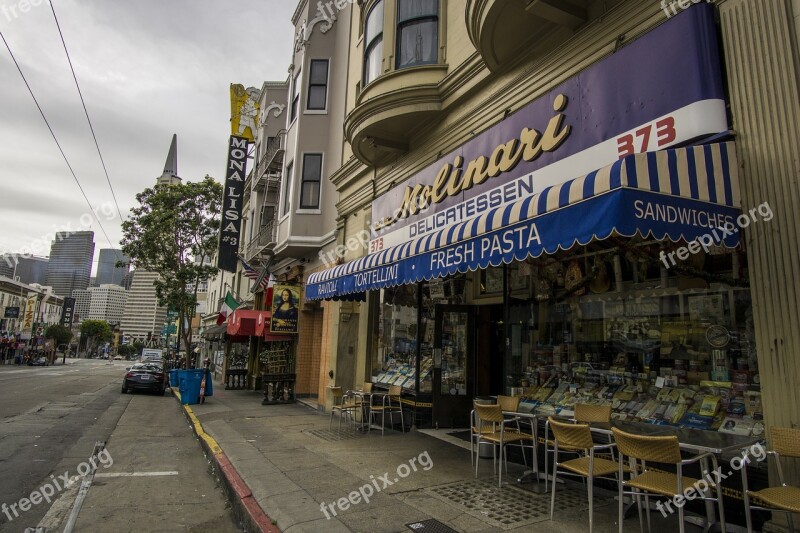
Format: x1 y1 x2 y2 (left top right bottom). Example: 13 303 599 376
299 154 322 209
363 1 384 86
396 0 438 69
307 60 329 111
290 70 301 122
282 162 293 216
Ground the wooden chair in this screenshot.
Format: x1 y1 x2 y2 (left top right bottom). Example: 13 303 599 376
549 417 623 533
742 426 800 533
328 386 360 431
473 403 530 487
369 384 404 435
612 427 726 533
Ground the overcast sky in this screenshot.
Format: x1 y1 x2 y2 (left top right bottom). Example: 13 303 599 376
0 0 295 275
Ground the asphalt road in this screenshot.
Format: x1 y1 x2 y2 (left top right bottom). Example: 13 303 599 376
0 359 240 532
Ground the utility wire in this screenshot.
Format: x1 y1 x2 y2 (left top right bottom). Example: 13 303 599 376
0 30 118 253
49 1 125 263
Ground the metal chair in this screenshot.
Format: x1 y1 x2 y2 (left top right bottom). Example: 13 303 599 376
612 427 726 533
328 386 360 431
497 395 533 468
742 426 800 533
549 417 623 533
473 403 530 487
544 404 612 490
369 384 404 435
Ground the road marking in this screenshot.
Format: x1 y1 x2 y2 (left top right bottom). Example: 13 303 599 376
94 471 179 478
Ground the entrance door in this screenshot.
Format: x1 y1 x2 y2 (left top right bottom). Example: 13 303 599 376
433 305 475 428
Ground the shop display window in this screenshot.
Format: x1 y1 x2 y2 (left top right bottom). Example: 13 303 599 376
504 246 762 437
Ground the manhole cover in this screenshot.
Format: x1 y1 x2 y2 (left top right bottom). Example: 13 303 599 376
305 429 364 442
426 478 611 529
406 518 459 532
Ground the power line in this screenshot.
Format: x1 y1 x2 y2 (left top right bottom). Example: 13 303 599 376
0 30 118 254
49 1 125 264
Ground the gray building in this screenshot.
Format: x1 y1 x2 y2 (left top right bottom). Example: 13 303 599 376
96 249 129 286
0 255 49 285
46 231 95 298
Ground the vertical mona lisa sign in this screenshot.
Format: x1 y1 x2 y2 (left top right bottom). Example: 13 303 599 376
270 284 300 334
217 135 249 272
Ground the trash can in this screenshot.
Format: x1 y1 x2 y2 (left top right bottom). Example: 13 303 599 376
473 396 497 459
203 368 213 397
170 369 179 389
178 369 205 405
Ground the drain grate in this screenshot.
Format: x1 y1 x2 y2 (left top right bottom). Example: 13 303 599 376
426 479 610 529
406 518 459 532
305 428 364 442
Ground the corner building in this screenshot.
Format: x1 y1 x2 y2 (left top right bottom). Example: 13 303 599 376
303 0 800 525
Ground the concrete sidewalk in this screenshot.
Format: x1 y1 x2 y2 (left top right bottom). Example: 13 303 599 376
175 378 704 533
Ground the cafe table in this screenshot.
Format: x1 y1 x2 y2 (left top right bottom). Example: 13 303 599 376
501 410 547 492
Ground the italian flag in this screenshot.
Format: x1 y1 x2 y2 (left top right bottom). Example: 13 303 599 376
217 291 240 325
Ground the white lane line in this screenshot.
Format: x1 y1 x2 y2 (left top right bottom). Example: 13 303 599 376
94 471 179 478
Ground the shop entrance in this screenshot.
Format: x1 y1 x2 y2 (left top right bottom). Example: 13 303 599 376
432 305 475 428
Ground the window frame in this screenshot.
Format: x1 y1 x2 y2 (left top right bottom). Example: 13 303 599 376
363 0 384 87
305 59 330 113
290 69 301 123
395 0 439 70
280 161 294 218
298 152 323 211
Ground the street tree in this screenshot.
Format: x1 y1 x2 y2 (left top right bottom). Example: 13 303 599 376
44 324 73 364
119 176 222 368
80 320 112 358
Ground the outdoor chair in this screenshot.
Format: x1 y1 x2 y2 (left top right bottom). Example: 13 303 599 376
328 386 361 431
612 427 726 533
473 402 530 487
544 404 612 491
369 384 404 435
549 417 624 533
497 395 533 468
742 426 800 533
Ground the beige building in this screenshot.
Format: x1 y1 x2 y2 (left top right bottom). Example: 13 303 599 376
120 269 167 342
289 1 800 528
86 284 128 325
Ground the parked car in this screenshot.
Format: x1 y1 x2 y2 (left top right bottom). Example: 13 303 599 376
28 356 49 366
122 362 167 395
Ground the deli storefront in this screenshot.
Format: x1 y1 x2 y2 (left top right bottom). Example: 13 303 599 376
307 6 763 440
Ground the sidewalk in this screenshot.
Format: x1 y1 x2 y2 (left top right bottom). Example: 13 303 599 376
175 377 699 533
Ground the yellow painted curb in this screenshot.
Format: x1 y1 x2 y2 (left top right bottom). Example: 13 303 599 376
200 432 224 455
171 385 223 455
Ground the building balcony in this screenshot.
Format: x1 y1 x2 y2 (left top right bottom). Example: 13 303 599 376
466 0 587 72
344 65 448 165
244 221 276 262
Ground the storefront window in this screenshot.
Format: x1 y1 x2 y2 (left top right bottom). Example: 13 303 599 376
504 245 762 436
372 285 430 391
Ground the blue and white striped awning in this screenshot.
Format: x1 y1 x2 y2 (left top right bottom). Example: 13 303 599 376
306 142 740 301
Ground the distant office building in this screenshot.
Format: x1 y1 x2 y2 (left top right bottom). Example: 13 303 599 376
72 289 91 323
120 270 167 341
0 255 49 285
87 284 128 325
46 231 94 298
96 249 129 287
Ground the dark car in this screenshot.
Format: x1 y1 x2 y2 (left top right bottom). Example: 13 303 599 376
122 363 167 394
28 356 49 366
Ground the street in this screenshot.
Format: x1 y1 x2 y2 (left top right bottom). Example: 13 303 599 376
0 359 240 532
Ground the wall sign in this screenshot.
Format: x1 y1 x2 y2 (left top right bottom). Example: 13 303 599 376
60 297 75 328
217 135 249 272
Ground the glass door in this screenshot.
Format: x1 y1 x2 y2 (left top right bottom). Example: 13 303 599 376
433 305 475 428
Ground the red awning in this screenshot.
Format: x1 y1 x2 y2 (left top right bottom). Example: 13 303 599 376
255 310 271 337
226 309 262 337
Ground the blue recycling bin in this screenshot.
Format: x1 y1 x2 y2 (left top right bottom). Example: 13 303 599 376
203 368 213 397
178 369 205 405
170 369 179 388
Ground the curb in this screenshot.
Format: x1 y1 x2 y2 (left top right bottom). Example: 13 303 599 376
171 387 280 533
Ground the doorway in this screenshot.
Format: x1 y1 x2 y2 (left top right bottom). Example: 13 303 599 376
432 305 475 428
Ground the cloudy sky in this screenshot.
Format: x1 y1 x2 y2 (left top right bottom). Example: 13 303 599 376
0 0 295 274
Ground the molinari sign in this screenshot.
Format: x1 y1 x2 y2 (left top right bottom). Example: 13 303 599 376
218 135 249 272
370 5 727 253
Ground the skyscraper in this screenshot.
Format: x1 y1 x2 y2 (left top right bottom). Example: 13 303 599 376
96 249 129 286
0 255 49 284
46 231 95 298
120 270 166 341
156 134 181 186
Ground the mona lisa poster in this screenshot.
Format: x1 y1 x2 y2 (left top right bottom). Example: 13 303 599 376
270 284 300 334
